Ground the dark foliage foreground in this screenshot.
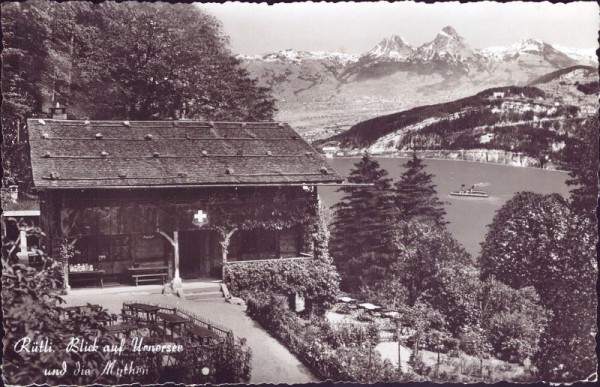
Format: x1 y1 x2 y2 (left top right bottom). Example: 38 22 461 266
2 236 252 385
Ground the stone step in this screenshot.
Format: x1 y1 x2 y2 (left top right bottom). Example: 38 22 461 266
185 285 221 294
185 291 224 301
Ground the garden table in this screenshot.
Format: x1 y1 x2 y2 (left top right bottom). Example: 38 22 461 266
358 303 381 311
157 312 188 338
186 324 220 345
125 303 161 323
106 324 136 335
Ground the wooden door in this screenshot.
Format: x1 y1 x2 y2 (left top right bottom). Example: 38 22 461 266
179 230 211 278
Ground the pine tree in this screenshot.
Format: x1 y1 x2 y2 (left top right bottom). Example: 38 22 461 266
330 154 397 291
565 117 598 221
394 153 447 225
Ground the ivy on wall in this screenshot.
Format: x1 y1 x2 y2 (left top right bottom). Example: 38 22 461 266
59 187 317 237
200 188 321 265
223 201 340 310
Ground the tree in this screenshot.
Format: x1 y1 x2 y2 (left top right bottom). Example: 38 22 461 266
358 217 471 308
421 262 481 334
392 220 471 305
424 263 550 363
400 302 447 357
72 2 275 121
479 192 595 295
394 153 447 225
479 278 550 363
1 1 53 188
330 154 398 291
479 192 597 381
360 273 409 310
459 324 492 378
565 117 599 220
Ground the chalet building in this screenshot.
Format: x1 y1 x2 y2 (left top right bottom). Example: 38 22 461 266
27 118 343 289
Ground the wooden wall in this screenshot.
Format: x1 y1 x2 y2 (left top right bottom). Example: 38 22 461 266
40 186 315 277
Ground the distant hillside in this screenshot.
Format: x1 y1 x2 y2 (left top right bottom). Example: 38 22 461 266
528 65 596 85
316 75 597 169
318 86 547 148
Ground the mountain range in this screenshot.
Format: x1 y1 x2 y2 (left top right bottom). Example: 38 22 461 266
238 26 597 138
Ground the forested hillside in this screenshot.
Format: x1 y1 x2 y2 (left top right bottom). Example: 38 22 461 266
1 1 275 190
318 73 597 169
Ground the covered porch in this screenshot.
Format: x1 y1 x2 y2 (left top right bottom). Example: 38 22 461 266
50 186 322 290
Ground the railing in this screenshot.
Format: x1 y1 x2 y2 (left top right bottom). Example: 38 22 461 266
123 300 233 340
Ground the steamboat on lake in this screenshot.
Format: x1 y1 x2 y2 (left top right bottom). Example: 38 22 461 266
449 184 489 198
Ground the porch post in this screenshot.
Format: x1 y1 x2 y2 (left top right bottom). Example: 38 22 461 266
158 230 182 290
64 266 71 292
173 231 182 288
16 229 28 262
220 228 237 281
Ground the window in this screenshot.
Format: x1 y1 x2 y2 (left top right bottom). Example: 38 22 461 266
229 227 300 261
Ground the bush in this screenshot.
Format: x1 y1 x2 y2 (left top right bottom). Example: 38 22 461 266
246 294 411 382
2 235 252 385
225 204 340 314
169 334 252 384
576 81 599 95
224 257 339 313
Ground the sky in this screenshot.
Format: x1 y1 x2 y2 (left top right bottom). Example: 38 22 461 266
198 1 599 55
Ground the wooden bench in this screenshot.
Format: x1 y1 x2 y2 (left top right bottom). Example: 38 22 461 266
69 270 105 288
128 265 169 286
131 273 168 286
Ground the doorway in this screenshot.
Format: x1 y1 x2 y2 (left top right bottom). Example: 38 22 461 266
179 230 218 279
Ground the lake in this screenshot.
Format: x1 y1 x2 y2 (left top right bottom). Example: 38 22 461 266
319 158 571 258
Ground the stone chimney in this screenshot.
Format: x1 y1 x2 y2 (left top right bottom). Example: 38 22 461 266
49 102 67 119
8 185 18 202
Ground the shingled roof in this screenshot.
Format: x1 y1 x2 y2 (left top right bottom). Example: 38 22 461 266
27 119 344 189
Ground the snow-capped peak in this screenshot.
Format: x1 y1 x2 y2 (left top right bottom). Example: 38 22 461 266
254 49 358 64
438 26 459 39
362 35 415 61
551 45 598 65
437 30 453 39
481 38 562 60
516 38 546 53
418 26 475 61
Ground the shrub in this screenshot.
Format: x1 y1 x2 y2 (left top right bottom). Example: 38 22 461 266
225 203 340 313
2 235 252 385
246 294 411 382
224 257 339 313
